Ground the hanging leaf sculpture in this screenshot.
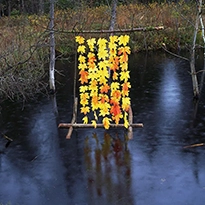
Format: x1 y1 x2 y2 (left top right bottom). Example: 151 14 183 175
76 35 131 129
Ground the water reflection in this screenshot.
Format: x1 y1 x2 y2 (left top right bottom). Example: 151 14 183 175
1 53 205 205
0 99 68 205
84 132 134 205
157 60 183 135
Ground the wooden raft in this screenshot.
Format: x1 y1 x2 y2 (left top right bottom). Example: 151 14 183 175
58 97 143 139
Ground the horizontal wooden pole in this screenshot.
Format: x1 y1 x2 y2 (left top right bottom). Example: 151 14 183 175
58 26 164 34
58 123 143 128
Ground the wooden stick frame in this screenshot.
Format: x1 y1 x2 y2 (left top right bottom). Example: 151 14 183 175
58 97 143 139
58 34 144 139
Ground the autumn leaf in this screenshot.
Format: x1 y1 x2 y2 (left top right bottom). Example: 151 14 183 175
87 38 96 51
118 46 131 55
111 82 120 90
81 106 90 115
91 120 97 128
109 35 118 43
89 80 98 91
91 95 99 110
76 36 85 44
79 70 89 84
122 82 131 96
79 85 88 93
98 76 107 85
111 90 121 100
100 84 110 93
77 45 86 53
122 97 130 111
112 113 123 125
78 63 87 70
82 116 88 124
120 71 130 82
118 35 130 46
124 118 129 128
98 68 109 79
99 94 109 103
110 104 121 116
78 55 86 63
123 112 129 128
120 62 128 71
103 117 111 129
99 102 111 117
98 48 108 60
98 60 108 69
97 38 108 47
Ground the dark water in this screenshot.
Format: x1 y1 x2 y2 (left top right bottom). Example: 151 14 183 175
1 52 205 205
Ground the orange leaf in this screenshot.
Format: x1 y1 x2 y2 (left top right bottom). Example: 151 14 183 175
79 70 88 84
100 84 110 93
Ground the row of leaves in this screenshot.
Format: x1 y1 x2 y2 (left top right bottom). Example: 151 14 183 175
76 35 131 129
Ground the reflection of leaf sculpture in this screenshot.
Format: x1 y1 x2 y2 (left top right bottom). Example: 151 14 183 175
76 35 131 129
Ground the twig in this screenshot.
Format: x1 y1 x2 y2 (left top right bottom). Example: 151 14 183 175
66 97 78 139
183 143 204 148
162 44 189 61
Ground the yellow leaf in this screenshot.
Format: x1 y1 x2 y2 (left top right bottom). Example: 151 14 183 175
120 71 130 82
78 55 86 63
97 38 107 47
109 35 118 43
82 116 88 124
124 112 129 128
80 106 90 115
76 36 85 44
122 97 131 111
87 38 96 51
99 102 111 117
92 120 97 128
97 48 108 60
103 117 111 129
98 60 108 69
79 85 88 93
78 63 87 70
77 45 86 53
120 62 128 71
111 82 120 90
118 35 130 46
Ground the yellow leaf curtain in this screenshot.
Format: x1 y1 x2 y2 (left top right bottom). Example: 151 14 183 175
76 35 131 129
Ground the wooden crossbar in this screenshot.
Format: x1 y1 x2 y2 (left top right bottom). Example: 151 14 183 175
58 97 143 139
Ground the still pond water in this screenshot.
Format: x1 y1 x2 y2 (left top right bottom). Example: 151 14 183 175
0 52 205 205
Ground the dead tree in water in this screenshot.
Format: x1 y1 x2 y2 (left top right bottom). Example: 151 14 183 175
49 0 56 93
190 0 202 99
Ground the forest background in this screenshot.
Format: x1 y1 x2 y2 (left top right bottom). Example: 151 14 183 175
0 0 202 100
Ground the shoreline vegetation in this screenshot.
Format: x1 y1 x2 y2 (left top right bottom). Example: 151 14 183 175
0 2 201 100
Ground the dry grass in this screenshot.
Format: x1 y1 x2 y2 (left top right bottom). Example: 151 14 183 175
0 2 198 100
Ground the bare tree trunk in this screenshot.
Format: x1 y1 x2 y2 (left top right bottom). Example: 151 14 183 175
109 0 117 33
190 0 202 98
49 0 56 93
8 0 11 17
21 0 25 13
39 0 44 15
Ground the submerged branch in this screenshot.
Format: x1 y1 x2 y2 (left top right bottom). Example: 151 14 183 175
184 143 204 148
161 44 189 61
